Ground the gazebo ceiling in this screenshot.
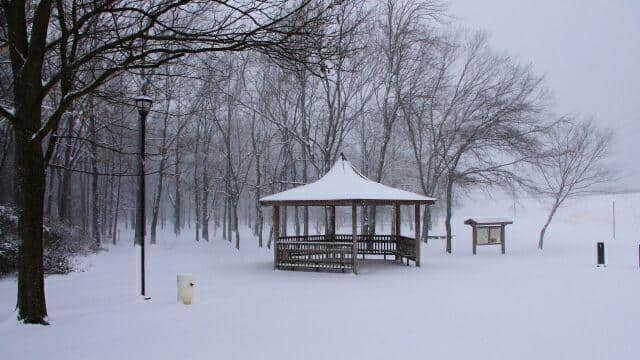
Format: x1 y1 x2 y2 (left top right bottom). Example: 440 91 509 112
260 157 436 206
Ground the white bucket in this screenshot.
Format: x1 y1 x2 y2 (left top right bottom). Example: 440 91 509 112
177 274 195 305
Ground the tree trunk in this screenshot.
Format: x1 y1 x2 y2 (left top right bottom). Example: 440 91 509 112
194 124 200 242
45 168 56 219
15 127 48 324
213 200 219 236
282 206 288 237
539 200 560 249
104 172 114 238
368 206 376 235
201 166 209 241
257 208 263 248
267 225 273 249
90 114 100 248
173 135 181 236
150 170 164 244
254 157 263 247
421 207 430 243
390 206 396 235
222 197 228 241
233 199 240 250
227 198 233 242
58 118 73 223
294 206 300 236
444 175 454 254
112 172 122 245
80 160 87 235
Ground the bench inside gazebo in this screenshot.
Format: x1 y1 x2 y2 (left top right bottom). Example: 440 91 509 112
260 156 435 274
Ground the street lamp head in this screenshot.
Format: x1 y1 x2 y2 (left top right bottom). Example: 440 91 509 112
134 95 153 115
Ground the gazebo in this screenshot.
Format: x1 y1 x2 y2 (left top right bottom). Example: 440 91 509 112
260 156 435 274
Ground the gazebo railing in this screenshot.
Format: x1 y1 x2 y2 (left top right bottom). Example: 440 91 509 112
276 240 354 272
276 234 416 271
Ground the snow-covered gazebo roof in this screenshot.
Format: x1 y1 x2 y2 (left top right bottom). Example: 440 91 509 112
260 157 435 206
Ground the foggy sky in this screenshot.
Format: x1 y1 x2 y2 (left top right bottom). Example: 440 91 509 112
451 0 640 191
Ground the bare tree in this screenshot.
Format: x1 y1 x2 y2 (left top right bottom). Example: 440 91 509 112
367 0 444 234
535 119 612 249
421 31 548 253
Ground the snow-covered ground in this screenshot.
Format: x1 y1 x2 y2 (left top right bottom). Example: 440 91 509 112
1 193 639 360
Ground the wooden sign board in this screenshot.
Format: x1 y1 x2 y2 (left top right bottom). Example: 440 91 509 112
464 218 512 255
476 226 502 245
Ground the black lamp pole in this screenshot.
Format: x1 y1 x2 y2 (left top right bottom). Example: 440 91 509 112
135 96 152 298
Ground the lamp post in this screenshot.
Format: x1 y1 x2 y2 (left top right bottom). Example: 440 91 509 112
134 95 152 299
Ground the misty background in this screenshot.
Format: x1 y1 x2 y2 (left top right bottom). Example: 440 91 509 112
453 0 640 191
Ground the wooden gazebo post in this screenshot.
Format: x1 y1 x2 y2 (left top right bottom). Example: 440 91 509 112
415 203 421 267
352 202 358 275
329 205 336 239
394 202 400 262
500 224 506 254
273 206 280 270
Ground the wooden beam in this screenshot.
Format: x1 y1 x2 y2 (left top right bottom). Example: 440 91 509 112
472 225 477 255
414 203 420 267
352 202 358 275
501 225 506 254
281 206 286 236
330 205 336 238
394 202 400 262
273 206 280 270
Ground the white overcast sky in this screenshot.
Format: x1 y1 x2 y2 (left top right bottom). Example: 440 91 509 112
450 0 640 190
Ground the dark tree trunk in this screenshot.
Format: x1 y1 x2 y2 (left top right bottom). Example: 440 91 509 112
421 207 430 243
233 199 240 250
15 126 48 324
226 198 232 242
194 126 200 242
0 126 15 205
90 113 100 248
80 161 88 235
294 206 300 236
444 175 454 254
282 206 288 237
57 117 73 222
222 197 228 241
150 168 164 244
539 199 560 249
112 172 121 245
201 167 209 241
254 156 263 246
104 172 114 238
151 113 168 244
173 135 181 236
45 167 56 219
213 200 219 236
368 206 376 235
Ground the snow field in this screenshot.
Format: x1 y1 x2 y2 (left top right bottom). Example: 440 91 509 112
1 192 639 360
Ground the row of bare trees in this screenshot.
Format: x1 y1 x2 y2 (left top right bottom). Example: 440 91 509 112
0 0 352 325
0 0 612 325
